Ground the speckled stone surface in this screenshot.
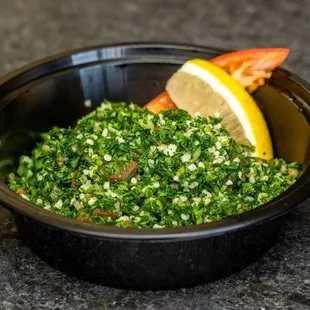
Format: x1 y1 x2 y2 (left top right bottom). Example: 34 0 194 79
1 1 310 309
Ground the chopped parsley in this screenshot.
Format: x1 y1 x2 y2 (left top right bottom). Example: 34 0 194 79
8 101 304 228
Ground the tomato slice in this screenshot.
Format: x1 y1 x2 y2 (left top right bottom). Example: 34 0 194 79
144 48 290 113
210 48 290 92
210 48 289 71
143 91 177 114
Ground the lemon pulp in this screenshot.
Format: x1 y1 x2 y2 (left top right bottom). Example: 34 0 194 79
166 59 273 159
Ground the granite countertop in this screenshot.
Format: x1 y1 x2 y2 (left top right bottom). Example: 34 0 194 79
1 1 310 309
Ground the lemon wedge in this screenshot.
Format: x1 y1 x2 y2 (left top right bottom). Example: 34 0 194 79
166 59 273 159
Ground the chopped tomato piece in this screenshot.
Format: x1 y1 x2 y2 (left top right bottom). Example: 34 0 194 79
17 188 27 195
92 209 117 219
109 161 137 183
143 91 177 114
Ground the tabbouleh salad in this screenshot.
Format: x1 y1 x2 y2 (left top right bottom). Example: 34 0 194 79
8 101 303 228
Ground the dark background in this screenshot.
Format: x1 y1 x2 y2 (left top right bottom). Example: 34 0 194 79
0 1 310 309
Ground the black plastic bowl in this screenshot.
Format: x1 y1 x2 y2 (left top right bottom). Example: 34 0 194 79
0 43 309 290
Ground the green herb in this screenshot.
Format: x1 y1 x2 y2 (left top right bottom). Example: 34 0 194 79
8 101 304 228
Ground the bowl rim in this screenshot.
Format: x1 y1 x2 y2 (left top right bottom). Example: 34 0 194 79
0 42 310 241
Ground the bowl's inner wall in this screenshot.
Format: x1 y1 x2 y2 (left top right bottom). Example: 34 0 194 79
0 60 309 180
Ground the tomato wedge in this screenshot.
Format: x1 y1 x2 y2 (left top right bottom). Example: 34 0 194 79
144 48 290 113
210 48 289 72
143 91 177 114
210 48 290 92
